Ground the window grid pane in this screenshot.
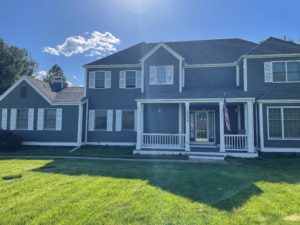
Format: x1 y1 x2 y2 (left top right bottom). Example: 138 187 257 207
272 62 286 82
16 109 28 129
268 108 282 138
122 111 135 130
95 110 107 130
283 108 300 138
287 62 300 82
126 71 136 88
95 72 105 88
44 109 56 130
156 66 167 84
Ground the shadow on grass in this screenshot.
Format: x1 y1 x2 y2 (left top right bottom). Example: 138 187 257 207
24 157 300 211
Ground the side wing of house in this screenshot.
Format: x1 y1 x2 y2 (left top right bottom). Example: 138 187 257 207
0 79 80 146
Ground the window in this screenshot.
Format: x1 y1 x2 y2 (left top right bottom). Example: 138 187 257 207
150 65 174 85
20 86 27 98
268 107 300 139
44 109 56 130
95 71 105 88
125 71 136 88
95 110 107 130
16 109 28 130
122 110 135 130
272 61 300 82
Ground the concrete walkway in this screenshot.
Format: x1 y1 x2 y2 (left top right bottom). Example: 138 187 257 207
0 155 226 164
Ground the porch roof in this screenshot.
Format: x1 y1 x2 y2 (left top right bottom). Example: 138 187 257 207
137 87 255 100
258 90 300 100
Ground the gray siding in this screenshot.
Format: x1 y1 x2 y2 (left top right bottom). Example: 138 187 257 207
144 104 179 133
263 103 300 148
184 67 236 88
144 48 180 93
0 81 79 143
86 67 139 143
247 56 300 96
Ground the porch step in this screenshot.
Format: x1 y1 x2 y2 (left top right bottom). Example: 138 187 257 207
188 153 225 161
189 144 217 149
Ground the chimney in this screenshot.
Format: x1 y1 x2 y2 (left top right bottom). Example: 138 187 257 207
50 75 67 92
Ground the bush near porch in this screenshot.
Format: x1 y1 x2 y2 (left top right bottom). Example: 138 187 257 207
0 157 299 224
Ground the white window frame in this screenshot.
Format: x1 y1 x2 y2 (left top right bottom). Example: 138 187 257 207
271 60 300 83
43 108 57 131
89 71 111 89
94 110 108 131
150 65 174 85
125 70 137 89
121 110 136 131
267 106 300 140
119 70 142 89
16 108 30 130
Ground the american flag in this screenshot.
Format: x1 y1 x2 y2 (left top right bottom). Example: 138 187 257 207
223 93 231 131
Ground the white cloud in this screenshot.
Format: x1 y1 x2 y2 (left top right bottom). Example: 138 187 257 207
34 70 47 80
43 31 120 57
72 75 77 79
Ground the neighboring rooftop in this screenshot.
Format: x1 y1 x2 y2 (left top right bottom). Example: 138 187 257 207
245 37 300 55
86 38 257 66
26 76 84 103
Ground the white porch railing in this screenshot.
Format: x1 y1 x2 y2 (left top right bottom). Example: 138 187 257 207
225 134 248 151
141 133 186 149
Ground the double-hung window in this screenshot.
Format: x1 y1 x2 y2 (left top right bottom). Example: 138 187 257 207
268 107 300 139
119 71 141 88
95 71 105 88
271 61 300 82
44 109 56 130
122 110 135 131
125 71 136 88
95 110 107 130
16 109 29 130
89 71 111 89
150 65 174 85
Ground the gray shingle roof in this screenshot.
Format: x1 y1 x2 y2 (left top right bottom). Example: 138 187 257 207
258 90 300 100
86 38 257 66
245 37 300 55
26 76 84 103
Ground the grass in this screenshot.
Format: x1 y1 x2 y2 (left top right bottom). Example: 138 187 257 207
0 146 188 160
0 157 300 224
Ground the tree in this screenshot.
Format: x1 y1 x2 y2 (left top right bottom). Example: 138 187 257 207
0 38 37 94
44 64 68 87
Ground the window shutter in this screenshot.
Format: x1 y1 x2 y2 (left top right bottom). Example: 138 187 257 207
150 66 156 84
166 66 174 84
88 110 95 131
107 110 113 131
37 108 44 130
56 108 62 131
119 71 126 88
264 62 273 83
10 109 16 130
115 110 122 131
28 108 34 130
1 109 7 130
89 71 95 88
134 110 137 131
136 71 142 88
105 71 111 88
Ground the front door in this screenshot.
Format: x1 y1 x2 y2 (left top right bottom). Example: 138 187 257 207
190 110 215 143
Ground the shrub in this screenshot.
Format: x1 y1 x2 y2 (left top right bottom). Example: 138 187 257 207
0 129 23 151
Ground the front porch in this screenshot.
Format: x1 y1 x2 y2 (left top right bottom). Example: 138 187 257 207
135 98 256 156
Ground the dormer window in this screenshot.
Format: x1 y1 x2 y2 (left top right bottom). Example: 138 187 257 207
266 61 300 83
150 65 174 85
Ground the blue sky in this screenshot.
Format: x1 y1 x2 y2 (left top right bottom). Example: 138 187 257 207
0 0 299 86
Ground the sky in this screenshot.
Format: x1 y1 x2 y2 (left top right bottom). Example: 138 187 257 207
0 0 300 86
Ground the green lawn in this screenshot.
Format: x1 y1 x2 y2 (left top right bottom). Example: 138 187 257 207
0 157 300 224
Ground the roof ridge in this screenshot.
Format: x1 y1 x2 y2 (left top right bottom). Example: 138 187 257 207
146 38 257 45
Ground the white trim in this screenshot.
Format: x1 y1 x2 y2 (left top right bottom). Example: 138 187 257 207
84 64 141 69
237 104 241 130
236 65 240 86
134 150 185 155
85 142 136 146
259 103 264 150
247 101 255 153
269 60 300 83
136 98 255 104
77 103 83 146
184 63 236 68
84 68 87 97
243 58 247 92
258 99 300 103
140 42 184 62
1 108 7 130
179 62 183 92
185 102 190 152
136 102 142 150
267 106 300 140
260 147 300 153
22 142 78 146
225 152 258 158
179 104 182 134
219 101 225 152
243 53 300 59
85 100 89 142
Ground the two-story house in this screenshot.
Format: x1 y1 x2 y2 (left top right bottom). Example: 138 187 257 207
1 37 300 158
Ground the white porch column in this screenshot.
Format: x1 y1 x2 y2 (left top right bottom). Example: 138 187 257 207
185 102 190 152
258 102 264 151
136 102 142 150
219 101 225 152
247 101 255 153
